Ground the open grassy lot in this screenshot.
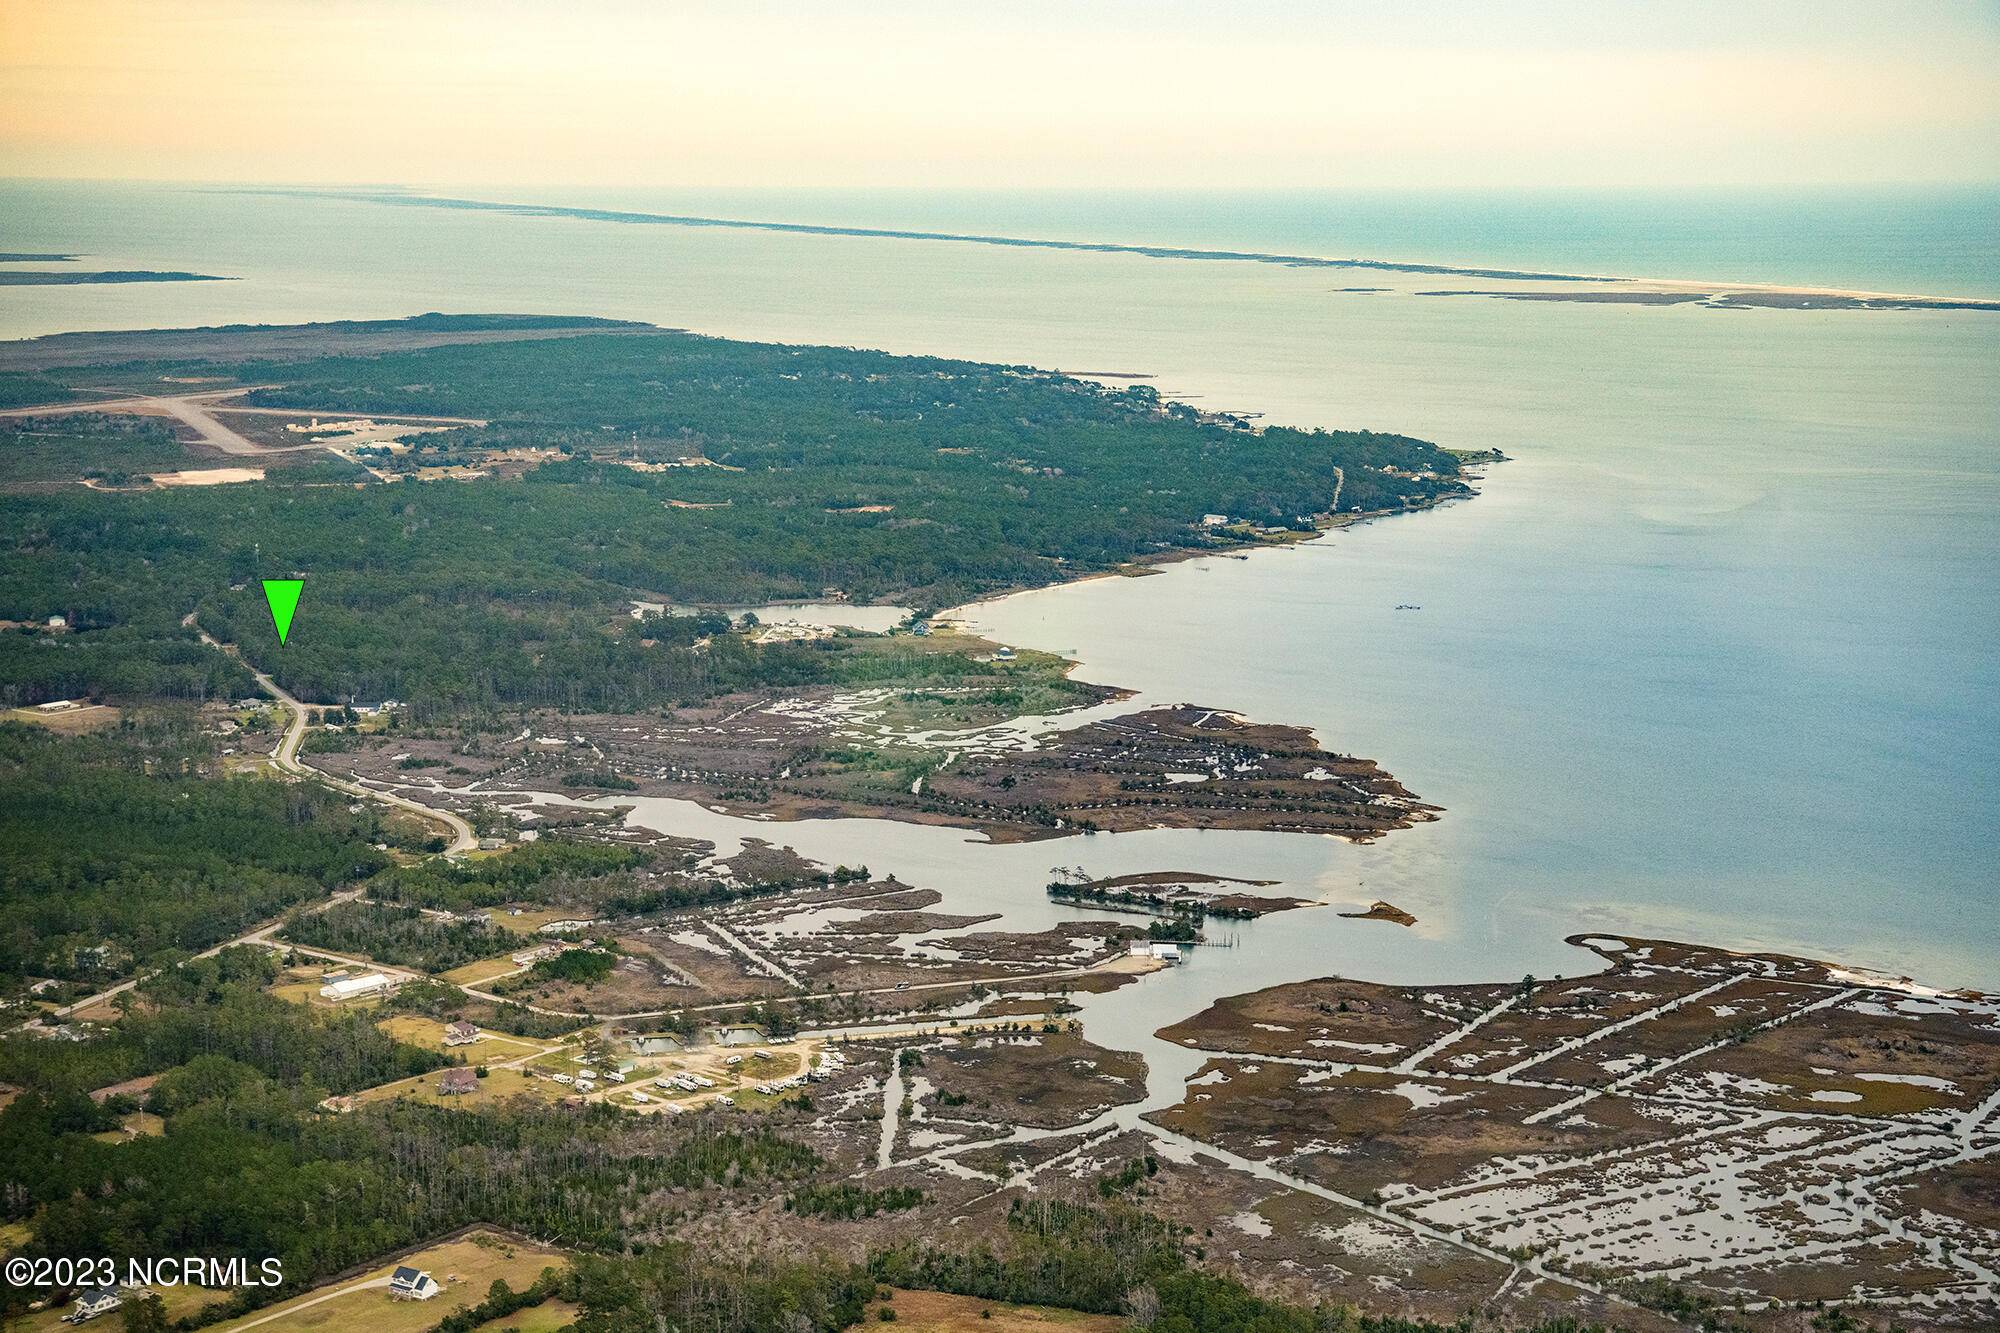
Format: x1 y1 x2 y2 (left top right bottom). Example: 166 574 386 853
872 1289 1123 1332
13 1281 232 1332
3 703 120 734
268 978 326 1007
268 966 398 1011
354 1064 551 1108
483 907 584 936
87 1110 164 1143
209 1231 568 1333
470 1297 579 1331
440 953 529 985
375 1014 545 1061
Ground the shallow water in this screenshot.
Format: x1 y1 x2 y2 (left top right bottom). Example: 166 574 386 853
5 180 1996 993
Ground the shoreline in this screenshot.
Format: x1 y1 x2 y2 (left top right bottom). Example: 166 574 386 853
938 479 1485 621
261 186 2000 308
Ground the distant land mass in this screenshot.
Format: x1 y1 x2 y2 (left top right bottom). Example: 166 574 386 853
1418 287 2000 312
0 269 232 286
250 187 1605 283
0 252 78 262
238 189 2000 310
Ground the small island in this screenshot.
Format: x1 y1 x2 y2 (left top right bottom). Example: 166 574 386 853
0 269 233 285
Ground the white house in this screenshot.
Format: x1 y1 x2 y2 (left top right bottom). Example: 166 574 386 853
318 972 392 1002
64 1287 123 1323
388 1267 440 1301
443 1021 480 1046
1149 942 1184 963
1200 514 1229 528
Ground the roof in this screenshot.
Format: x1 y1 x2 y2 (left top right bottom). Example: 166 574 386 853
438 1067 478 1091
320 972 389 997
391 1266 426 1284
446 1020 478 1034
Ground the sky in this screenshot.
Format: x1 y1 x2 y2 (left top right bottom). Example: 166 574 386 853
2 0 1997 190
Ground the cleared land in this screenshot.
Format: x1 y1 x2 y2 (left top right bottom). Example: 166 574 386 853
209 1231 568 1333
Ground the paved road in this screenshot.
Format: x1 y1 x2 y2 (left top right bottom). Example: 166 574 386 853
218 1275 392 1331
50 632 473 1020
51 890 366 1020
199 626 479 854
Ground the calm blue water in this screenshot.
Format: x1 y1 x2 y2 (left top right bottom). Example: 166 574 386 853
2 179 1996 988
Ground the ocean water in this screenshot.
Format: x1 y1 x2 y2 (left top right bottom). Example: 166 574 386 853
2 179 1996 991
490 182 2000 296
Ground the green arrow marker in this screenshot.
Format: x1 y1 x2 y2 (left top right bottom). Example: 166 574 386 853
262 578 304 645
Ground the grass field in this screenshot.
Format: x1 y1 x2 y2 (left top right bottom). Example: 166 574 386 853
209 1232 569 1333
470 1297 579 1331
374 1014 544 1059
440 954 529 985
2 703 120 734
483 908 583 936
873 1290 1124 1331
267 979 325 1007
355 1064 552 1108
88 1110 165 1143
13 1280 232 1332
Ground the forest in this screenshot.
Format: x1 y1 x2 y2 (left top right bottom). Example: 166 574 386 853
278 900 508 972
0 721 394 985
0 947 442 1102
0 318 1470 714
363 841 652 912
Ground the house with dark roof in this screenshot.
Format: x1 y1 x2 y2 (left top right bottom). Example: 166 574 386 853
443 1020 480 1046
436 1067 478 1096
388 1267 440 1300
63 1287 123 1323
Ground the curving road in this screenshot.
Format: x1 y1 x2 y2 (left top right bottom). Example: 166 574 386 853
197 624 478 854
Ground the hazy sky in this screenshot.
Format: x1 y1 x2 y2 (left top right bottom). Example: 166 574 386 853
3 0 1996 190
